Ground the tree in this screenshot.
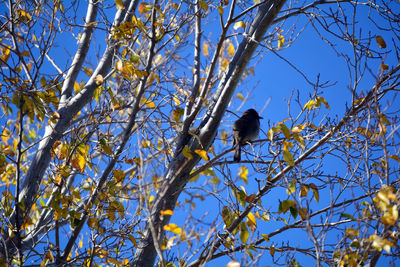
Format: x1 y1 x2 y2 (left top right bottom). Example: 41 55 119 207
0 0 399 266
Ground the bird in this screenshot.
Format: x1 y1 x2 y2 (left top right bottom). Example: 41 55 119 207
233 109 262 162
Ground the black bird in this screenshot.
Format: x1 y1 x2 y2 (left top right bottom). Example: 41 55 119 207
233 109 262 162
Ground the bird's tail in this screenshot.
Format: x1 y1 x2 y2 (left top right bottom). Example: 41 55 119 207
234 145 241 162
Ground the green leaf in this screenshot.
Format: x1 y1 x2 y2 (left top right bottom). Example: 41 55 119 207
283 150 295 166
182 145 193 159
341 213 355 220
289 206 298 219
199 0 208 12
239 222 249 243
279 199 296 213
261 234 269 242
279 124 291 139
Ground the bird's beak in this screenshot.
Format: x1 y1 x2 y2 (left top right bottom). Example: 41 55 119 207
259 116 263 119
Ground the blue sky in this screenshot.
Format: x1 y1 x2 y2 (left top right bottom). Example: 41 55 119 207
1 1 399 266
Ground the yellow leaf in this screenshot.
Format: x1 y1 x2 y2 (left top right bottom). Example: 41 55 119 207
218 6 223 16
195 149 209 161
236 93 245 101
234 21 246 30
247 212 257 230
71 153 86 173
146 100 155 108
149 195 154 204
0 45 11 65
163 223 182 234
115 59 123 72
79 239 83 248
238 166 248 184
45 251 54 262
182 145 193 159
375 35 386 49
291 124 304 134
303 99 315 110
202 42 209 57
138 2 152 13
227 42 235 57
277 34 285 49
141 140 151 148
173 95 181 106
73 81 80 93
83 66 93 76
382 205 398 226
115 0 125 10
160 209 174 216
2 128 10 144
94 74 104 85
261 234 269 242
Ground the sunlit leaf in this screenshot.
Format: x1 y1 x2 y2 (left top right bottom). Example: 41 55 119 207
283 150 294 166
83 66 93 76
227 42 235 57
182 145 193 159
160 209 174 216
238 166 248 184
226 261 240 267
279 124 291 139
199 0 208 12
163 223 182 234
234 21 246 30
203 42 209 57
261 234 269 242
246 212 257 231
195 149 209 161
239 222 249 243
236 93 245 101
94 74 104 85
277 33 285 49
0 45 11 64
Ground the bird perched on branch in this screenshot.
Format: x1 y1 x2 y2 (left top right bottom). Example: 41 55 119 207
233 109 262 162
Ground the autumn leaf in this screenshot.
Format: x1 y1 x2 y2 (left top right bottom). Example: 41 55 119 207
138 2 152 13
239 222 249 243
277 33 285 49
160 210 174 216
163 223 182 234
227 42 235 57
94 74 104 85
375 35 386 49
114 0 125 10
199 0 208 12
203 42 209 57
236 93 245 101
283 150 294 166
182 145 193 159
234 21 246 30
195 149 209 161
238 166 248 184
